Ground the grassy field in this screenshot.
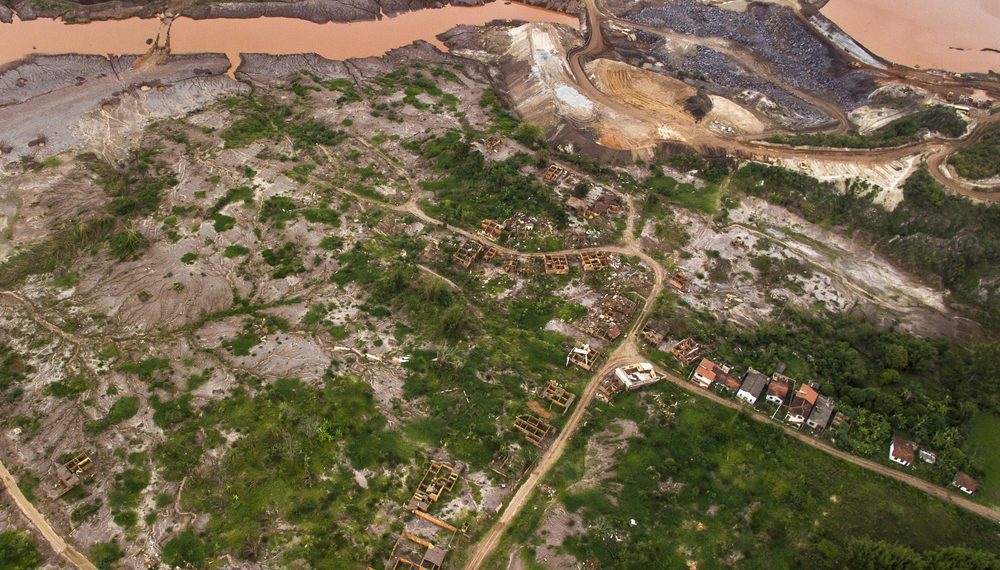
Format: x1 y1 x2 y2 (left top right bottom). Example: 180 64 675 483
964 414 1000 507
483 382 1000 568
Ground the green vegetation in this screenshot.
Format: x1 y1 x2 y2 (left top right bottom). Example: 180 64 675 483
261 242 306 278
324 77 362 106
45 376 90 399
166 377 409 565
212 213 236 232
647 292 999 496
408 130 568 230
0 149 177 286
642 164 720 215
220 94 347 150
17 473 39 505
161 527 206 568
664 153 730 183
949 123 1000 180
90 540 124 570
0 531 42 570
767 106 967 148
108 455 151 529
731 164 1000 322
212 185 254 213
0 344 31 400
505 382 999 568
87 396 140 433
964 414 1000 505
259 196 299 229
223 244 251 258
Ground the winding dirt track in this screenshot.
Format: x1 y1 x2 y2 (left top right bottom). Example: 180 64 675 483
460 7 1000 557
0 458 97 569
567 0 1000 201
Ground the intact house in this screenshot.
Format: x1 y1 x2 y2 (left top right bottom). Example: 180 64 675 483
717 369 742 393
766 373 792 406
691 358 730 389
806 395 836 432
737 369 770 406
785 383 819 426
952 471 979 495
889 436 918 468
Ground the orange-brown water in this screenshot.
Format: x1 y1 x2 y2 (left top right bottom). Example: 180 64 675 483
0 2 578 71
822 0 1000 73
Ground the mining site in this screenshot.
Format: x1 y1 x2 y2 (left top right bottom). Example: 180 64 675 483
0 0 999 568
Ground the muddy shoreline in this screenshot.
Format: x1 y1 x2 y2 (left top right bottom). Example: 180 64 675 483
0 0 575 24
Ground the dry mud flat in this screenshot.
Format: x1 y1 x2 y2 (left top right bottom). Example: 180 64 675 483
2 0 576 24
0 53 246 160
662 196 977 338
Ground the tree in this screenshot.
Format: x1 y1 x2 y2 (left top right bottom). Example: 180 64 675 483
439 305 473 341
925 546 1000 570
90 540 124 570
0 531 42 570
846 538 922 570
161 527 206 568
881 343 909 370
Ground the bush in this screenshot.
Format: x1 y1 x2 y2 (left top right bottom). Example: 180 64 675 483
949 124 1000 180
90 540 124 570
0 531 42 570
87 396 140 433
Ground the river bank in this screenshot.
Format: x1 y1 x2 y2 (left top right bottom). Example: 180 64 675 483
0 2 578 71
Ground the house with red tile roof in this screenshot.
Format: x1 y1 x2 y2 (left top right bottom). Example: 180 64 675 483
952 471 979 495
889 436 917 468
785 383 819 426
766 373 792 405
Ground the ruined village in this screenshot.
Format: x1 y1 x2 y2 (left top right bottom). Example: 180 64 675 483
0 0 999 568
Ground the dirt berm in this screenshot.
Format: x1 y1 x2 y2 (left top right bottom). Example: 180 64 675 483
3 0 575 24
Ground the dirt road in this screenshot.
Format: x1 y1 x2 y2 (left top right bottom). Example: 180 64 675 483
655 366 1000 524
0 457 97 569
461 180 996 568
566 0 1000 200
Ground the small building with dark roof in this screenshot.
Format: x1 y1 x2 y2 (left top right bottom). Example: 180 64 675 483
737 369 769 406
806 395 836 432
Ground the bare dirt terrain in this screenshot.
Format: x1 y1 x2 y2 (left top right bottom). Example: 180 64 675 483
0 0 998 568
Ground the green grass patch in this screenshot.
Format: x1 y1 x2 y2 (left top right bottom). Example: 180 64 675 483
531 383 1000 568
963 414 1000 506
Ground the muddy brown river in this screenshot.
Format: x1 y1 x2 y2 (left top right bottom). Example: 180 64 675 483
0 3 578 71
822 0 1000 73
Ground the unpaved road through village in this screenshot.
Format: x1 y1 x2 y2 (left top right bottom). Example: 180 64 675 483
0 457 98 569
461 169 999 568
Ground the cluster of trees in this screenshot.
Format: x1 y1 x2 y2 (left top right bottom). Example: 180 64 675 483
725 310 995 483
0 531 41 570
408 130 569 229
949 123 1000 180
767 106 967 149
731 164 1000 323
846 538 999 570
